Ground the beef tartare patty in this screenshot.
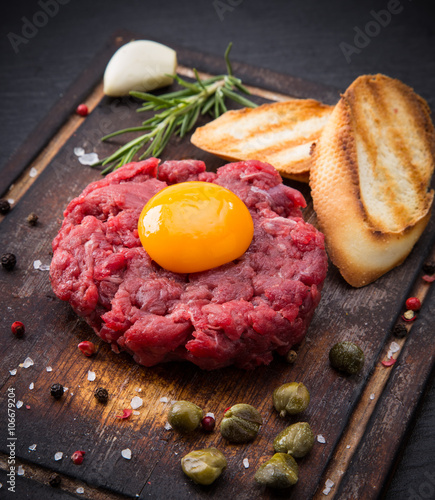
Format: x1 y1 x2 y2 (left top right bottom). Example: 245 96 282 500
50 159 327 369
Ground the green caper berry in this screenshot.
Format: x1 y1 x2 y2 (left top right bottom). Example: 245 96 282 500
329 341 365 375
273 382 310 417
220 403 263 443
273 422 314 457
167 401 203 432
254 453 299 488
181 448 227 485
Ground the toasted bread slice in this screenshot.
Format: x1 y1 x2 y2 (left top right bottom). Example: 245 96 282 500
191 99 334 182
310 74 435 287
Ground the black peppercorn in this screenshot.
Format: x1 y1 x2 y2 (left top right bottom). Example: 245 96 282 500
50 383 64 399
27 212 39 225
1 253 16 270
0 199 11 215
49 474 62 487
286 350 297 364
94 387 109 404
423 261 435 275
393 324 407 338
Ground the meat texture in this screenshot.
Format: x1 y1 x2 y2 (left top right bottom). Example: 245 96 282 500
51 159 327 369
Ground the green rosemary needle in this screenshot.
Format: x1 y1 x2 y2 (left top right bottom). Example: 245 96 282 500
96 43 257 174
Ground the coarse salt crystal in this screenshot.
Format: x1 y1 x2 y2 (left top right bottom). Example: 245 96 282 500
8 199 14 205
317 434 326 444
325 479 334 488
390 342 400 353
87 370 96 381
63 387 69 392
243 458 249 469
370 393 375 400
74 147 85 157
17 465 25 476
54 452 63 461
323 487 331 495
23 357 34 368
346 445 351 449
133 410 140 416
78 152 99 166
9 369 17 376
33 260 42 270
121 448 132 460
29 382 34 390
131 396 143 409
46 366 52 372
29 167 38 178
76 487 84 494
38 264 50 271
16 401 23 408
159 396 169 403
28 444 37 451
164 422 172 430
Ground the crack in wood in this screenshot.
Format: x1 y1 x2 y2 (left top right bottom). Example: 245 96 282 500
0 452 133 499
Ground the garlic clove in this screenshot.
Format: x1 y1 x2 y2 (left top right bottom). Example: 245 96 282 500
104 40 177 97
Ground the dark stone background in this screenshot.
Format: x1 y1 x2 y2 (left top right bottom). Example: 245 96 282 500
1 0 434 498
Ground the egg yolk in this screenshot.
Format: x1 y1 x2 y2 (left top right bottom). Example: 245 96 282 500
138 181 254 273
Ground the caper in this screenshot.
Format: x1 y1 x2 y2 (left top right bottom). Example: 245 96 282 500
220 403 263 443
273 382 310 417
167 401 203 432
181 448 227 485
273 422 314 457
254 453 299 488
329 341 365 375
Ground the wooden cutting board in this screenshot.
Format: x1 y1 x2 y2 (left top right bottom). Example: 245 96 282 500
0 30 434 500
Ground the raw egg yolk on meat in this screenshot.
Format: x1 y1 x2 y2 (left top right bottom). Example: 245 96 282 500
138 181 254 273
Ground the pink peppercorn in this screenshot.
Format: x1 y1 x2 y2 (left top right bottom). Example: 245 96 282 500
381 358 397 367
11 321 25 337
71 450 85 465
201 416 216 432
402 310 417 322
78 341 96 357
405 297 421 311
76 104 89 117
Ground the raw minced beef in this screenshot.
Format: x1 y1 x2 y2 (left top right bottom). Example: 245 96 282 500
50 158 327 369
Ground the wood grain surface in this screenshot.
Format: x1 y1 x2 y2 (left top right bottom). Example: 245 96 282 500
0 32 434 500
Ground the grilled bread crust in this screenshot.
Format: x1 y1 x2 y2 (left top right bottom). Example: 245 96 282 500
191 99 333 182
310 74 435 287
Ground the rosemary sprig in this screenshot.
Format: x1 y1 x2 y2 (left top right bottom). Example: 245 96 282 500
96 43 257 174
